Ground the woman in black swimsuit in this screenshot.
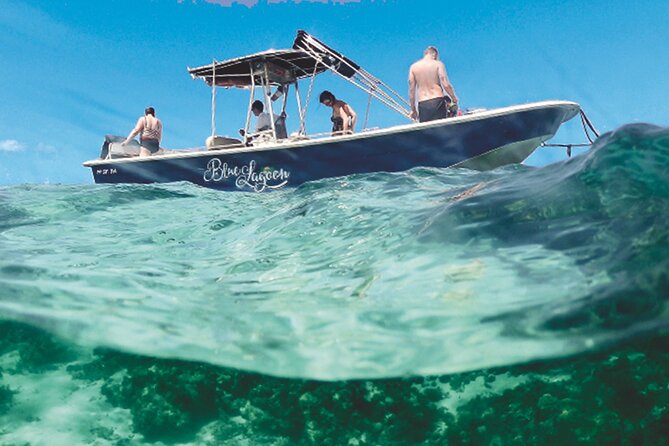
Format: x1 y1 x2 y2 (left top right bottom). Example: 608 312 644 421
319 91 357 136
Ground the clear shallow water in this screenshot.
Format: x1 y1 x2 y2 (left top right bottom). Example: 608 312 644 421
1 123 669 444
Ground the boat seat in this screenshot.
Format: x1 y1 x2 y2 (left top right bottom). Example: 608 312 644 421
206 135 243 150
100 135 141 159
107 142 141 158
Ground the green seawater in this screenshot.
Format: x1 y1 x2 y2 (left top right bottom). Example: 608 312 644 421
1 123 668 444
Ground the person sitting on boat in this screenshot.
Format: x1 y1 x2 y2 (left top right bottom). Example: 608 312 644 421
319 91 357 136
252 100 279 132
239 100 287 141
122 106 163 156
408 46 459 122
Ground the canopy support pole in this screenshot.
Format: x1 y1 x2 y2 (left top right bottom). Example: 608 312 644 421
363 85 374 131
294 81 305 136
280 84 289 114
243 62 256 144
211 59 217 137
294 32 413 119
263 62 278 142
299 62 320 136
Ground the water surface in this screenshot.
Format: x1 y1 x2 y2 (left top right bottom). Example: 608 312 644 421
1 123 668 444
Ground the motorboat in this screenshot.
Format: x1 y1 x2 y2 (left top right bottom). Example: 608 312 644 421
83 31 584 192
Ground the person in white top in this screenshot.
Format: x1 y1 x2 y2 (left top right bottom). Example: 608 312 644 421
239 100 287 141
251 100 279 132
408 46 459 122
123 106 163 156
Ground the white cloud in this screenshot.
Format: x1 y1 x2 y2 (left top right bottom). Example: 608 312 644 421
0 140 57 153
0 139 25 152
36 143 57 153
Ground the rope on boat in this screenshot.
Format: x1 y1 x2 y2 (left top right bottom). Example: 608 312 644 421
541 108 601 157
579 108 600 142
298 62 321 136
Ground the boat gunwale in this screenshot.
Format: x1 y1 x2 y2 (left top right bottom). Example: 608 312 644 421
83 100 580 167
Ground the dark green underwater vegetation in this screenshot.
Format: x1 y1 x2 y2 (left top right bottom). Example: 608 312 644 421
1 124 668 444
1 320 669 445
0 378 14 416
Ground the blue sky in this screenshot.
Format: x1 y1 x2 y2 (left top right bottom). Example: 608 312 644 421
1 0 667 184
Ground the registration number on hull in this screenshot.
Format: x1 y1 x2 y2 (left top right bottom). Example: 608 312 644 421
95 168 118 175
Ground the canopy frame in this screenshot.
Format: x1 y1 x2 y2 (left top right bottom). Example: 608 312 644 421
188 31 415 147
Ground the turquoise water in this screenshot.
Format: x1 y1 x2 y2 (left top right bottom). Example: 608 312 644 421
1 123 668 444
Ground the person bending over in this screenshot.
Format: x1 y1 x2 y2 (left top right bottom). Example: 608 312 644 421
319 90 357 136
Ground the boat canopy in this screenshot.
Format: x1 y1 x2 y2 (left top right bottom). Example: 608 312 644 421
188 48 331 88
189 31 410 116
292 30 360 79
188 30 414 145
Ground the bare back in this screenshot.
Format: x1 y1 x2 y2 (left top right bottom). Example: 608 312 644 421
140 115 163 141
409 58 445 102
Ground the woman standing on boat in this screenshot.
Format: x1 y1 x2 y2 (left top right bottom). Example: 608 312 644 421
122 106 163 156
319 91 357 136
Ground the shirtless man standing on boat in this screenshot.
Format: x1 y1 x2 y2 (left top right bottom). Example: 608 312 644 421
408 46 459 122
